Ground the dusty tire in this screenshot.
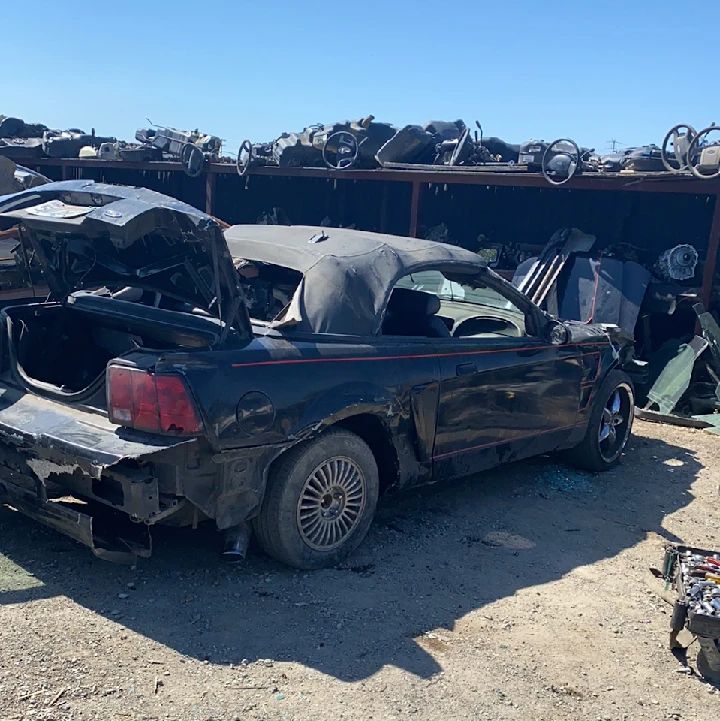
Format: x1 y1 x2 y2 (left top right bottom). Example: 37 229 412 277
566 370 634 472
252 429 379 570
697 644 720 682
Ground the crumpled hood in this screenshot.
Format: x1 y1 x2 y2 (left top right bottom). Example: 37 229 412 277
0 180 250 336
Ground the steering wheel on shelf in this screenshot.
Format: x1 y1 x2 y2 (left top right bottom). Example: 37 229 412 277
180 143 205 177
322 131 360 169
686 125 720 180
541 138 581 186
236 140 253 177
661 123 697 172
449 127 474 166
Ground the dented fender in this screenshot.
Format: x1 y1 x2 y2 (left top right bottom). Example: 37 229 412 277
289 381 400 441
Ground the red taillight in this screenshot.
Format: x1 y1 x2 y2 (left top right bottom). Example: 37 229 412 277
107 366 202 435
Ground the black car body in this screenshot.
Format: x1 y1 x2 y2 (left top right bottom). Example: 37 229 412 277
0 181 636 568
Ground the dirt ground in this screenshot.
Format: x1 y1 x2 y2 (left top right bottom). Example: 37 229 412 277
1 419 719 721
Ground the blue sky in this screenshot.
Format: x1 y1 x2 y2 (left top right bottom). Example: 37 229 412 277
3 0 713 157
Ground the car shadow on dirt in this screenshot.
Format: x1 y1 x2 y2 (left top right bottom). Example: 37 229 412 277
0 430 701 682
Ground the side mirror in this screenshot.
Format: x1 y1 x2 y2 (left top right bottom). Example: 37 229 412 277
544 319 570 345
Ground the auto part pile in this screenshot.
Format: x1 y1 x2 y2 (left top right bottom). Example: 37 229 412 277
236 115 720 185
238 116 582 177
665 544 720 681
0 114 222 176
4 110 718 185
0 115 116 161
237 115 397 175
505 224 720 422
419 221 715 411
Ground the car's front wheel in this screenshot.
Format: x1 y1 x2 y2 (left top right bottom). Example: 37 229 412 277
566 370 634 472
253 429 380 569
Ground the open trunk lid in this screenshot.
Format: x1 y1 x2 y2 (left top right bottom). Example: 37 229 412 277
0 180 251 338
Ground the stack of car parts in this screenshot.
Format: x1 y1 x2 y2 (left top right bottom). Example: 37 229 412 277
238 117 528 174
509 225 720 425
665 544 720 681
0 116 47 160
134 126 222 176
43 130 117 159
4 111 717 183
376 121 523 170
238 116 397 175
236 118 710 182
0 114 224 176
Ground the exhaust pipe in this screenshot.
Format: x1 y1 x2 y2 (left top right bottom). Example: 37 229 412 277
222 522 251 561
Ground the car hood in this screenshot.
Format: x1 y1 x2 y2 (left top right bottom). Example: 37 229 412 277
0 180 250 337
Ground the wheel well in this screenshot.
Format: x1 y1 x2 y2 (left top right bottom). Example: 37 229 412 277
335 414 399 494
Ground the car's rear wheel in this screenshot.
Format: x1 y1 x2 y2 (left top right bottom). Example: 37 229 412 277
566 370 634 472
252 429 379 569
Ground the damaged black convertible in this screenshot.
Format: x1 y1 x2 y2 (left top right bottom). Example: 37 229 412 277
0 182 639 569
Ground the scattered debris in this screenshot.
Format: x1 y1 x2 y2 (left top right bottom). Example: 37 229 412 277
534 464 593 493
691 414 720 435
48 687 66 707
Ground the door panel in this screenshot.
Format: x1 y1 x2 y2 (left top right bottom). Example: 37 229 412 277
433 337 584 479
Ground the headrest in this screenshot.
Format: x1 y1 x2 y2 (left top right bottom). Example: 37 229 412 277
387 287 440 316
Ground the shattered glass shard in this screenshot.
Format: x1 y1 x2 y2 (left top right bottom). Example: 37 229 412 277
647 336 708 415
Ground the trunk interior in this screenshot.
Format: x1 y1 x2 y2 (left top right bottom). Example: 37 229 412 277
2 292 227 400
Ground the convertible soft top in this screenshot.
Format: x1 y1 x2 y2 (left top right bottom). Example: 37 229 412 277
224 224 487 336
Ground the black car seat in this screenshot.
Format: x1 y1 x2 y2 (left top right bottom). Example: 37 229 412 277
382 287 451 338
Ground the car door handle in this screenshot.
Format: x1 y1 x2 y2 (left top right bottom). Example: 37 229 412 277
456 362 477 376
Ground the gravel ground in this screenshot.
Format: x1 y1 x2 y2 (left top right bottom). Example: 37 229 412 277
1 418 719 721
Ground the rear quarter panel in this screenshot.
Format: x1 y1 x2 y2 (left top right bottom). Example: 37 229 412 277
163 335 441 483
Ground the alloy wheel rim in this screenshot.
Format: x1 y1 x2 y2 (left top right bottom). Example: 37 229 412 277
297 456 366 551
598 385 632 462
